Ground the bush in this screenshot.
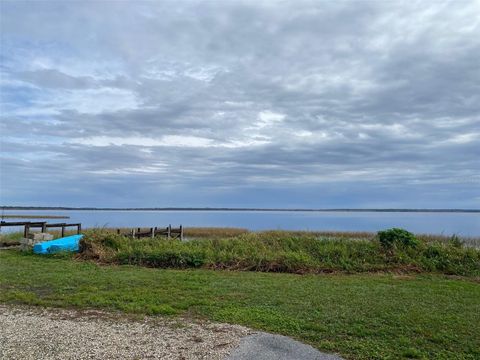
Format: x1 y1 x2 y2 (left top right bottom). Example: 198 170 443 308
448 234 464 248
77 228 480 276
377 228 419 249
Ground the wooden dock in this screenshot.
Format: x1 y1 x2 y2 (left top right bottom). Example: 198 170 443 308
0 221 183 240
116 225 183 240
0 221 81 237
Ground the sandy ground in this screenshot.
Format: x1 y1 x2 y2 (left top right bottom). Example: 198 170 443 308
0 305 252 360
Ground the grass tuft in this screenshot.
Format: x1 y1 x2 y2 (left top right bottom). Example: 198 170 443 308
77 228 480 276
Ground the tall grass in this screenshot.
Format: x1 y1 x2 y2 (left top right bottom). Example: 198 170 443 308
184 227 249 238
79 229 480 276
0 229 79 246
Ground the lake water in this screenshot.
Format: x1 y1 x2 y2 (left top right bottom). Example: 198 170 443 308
1 210 479 237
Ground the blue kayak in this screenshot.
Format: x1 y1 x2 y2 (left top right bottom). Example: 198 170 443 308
33 234 83 254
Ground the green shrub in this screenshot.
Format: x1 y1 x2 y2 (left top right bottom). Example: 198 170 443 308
448 234 463 248
377 228 419 249
280 251 314 273
77 229 480 276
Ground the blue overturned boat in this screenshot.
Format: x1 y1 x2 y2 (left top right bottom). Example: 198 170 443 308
33 234 83 254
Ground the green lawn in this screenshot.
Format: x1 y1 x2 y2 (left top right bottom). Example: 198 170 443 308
1 250 479 359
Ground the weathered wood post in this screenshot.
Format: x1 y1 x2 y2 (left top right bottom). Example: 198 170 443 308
168 224 171 239
24 223 30 238
132 228 136 238
61 225 65 237
41 222 47 233
150 227 154 238
180 225 183 241
77 224 82 234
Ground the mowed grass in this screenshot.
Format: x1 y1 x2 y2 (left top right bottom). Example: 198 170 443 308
1 250 479 359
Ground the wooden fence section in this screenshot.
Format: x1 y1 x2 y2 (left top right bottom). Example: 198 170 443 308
0 221 182 240
0 221 81 237
116 225 183 240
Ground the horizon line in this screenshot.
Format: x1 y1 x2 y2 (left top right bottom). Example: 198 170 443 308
1 206 479 213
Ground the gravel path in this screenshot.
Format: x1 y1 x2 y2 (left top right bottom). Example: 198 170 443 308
0 305 251 360
0 305 344 360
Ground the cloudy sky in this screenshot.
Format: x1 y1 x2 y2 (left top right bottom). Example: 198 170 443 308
1 0 479 208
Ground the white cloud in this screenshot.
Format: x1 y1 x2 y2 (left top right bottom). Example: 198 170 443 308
141 60 227 82
89 164 167 175
444 133 479 145
247 111 287 132
72 136 164 147
71 135 268 148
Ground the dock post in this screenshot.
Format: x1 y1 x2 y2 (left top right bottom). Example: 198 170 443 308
77 224 82 235
24 223 30 238
132 228 136 239
61 225 65 237
41 222 47 232
180 225 183 241
150 227 154 238
168 224 171 239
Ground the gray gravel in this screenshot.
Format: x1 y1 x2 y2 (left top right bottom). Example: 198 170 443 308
1 305 344 360
227 333 344 360
0 305 251 360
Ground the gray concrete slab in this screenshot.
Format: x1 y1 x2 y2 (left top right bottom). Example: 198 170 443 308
227 332 344 360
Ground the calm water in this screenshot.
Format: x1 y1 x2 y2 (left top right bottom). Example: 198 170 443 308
1 210 479 236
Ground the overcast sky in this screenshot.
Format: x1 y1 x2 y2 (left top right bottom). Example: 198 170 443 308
0 0 479 208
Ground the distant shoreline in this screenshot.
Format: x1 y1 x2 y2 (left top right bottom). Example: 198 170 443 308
1 206 479 213
1 215 70 219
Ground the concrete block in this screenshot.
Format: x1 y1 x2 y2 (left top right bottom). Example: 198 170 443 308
42 233 54 241
20 238 36 251
28 233 54 241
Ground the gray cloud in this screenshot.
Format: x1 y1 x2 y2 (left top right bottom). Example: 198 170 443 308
1 0 479 207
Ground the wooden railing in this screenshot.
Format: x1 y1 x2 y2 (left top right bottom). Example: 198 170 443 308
0 221 81 237
0 221 183 240
115 225 183 240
